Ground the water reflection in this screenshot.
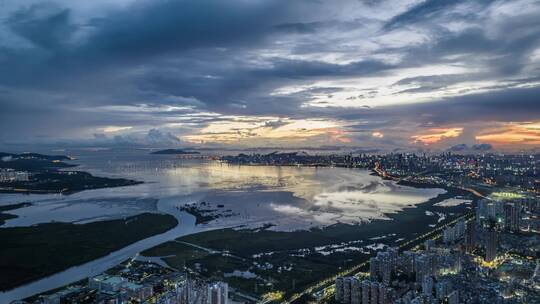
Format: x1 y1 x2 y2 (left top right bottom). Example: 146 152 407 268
1 149 445 231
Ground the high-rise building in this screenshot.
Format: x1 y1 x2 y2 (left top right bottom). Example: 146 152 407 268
343 277 352 303
336 277 360 304
370 282 379 304
447 290 459 304
387 247 399 265
351 278 361 304
380 259 392 286
378 284 387 304
485 229 499 262
504 204 512 229
369 248 399 286
443 226 455 243
435 280 452 300
415 255 434 282
443 220 466 243
362 280 371 304
336 277 345 303
455 219 466 238
424 239 434 251
493 200 505 220
504 203 521 232
370 257 379 281
400 251 416 279
465 221 476 253
421 276 433 295
208 282 228 304
476 199 489 224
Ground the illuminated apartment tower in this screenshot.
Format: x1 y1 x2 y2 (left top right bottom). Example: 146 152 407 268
370 282 379 304
485 229 499 262
504 203 521 232
351 279 361 304
335 277 360 304
335 277 344 302
422 276 434 296
362 280 371 304
465 221 476 253
476 199 489 225
369 257 379 281
343 277 352 303
208 282 228 304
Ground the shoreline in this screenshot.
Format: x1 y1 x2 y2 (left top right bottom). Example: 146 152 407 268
0 151 143 195
0 161 476 302
0 197 207 303
0 212 178 293
0 175 142 195
142 168 472 299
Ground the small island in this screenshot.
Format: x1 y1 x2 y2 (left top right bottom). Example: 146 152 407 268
0 152 141 194
178 201 236 225
150 149 200 155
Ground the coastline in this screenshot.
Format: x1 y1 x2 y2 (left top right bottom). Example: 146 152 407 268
0 151 143 195
0 212 178 292
0 197 205 303
0 160 478 301
0 174 142 195
140 166 473 299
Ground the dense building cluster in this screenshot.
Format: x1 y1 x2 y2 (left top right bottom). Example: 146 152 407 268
21 261 230 304
335 195 540 304
222 152 540 193
0 169 30 182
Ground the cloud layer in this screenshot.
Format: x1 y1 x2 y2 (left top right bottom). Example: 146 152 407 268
1 0 539 151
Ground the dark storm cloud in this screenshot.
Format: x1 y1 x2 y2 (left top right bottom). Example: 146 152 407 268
0 0 539 147
384 0 496 30
7 3 76 49
1 1 280 85
137 57 394 112
274 22 320 34
253 58 394 79
371 0 540 83
404 86 540 125
384 0 466 30
336 86 540 126
83 0 290 59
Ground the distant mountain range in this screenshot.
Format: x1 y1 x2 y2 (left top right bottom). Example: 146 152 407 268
150 149 200 155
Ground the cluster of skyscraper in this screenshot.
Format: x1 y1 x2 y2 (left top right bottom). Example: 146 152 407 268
470 199 524 262
335 194 540 303
335 245 462 304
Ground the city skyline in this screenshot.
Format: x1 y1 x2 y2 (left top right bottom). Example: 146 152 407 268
1 0 540 151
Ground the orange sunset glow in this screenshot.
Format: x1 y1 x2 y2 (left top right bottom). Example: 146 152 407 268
184 118 347 144
411 128 463 145
476 122 540 146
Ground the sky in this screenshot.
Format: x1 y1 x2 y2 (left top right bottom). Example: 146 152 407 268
1 0 540 152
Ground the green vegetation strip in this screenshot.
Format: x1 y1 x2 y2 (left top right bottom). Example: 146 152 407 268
0 213 177 291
